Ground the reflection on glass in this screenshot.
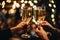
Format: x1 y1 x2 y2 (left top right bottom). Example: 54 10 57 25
33 7 46 25
21 6 32 38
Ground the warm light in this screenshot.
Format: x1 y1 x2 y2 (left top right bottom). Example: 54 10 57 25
28 1 32 4
24 1 28 3
13 1 17 8
48 3 52 7
12 4 16 9
9 9 16 14
30 3 34 6
13 1 20 8
51 14 54 18
51 0 54 3
34 0 38 3
21 3 25 9
16 3 20 8
33 5 36 8
6 0 11 3
2 5 5 8
28 1 33 6
52 9 55 12
53 4 56 8
2 1 5 6
2 1 5 8
13 1 17 4
52 18 55 22
21 0 24 3
21 3 25 7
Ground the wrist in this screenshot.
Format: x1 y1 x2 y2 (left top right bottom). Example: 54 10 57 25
10 26 22 32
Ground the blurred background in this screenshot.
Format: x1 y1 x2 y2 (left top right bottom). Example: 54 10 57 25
0 0 60 29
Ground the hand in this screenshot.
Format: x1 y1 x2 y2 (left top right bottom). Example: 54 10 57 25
40 21 51 26
36 25 47 36
41 21 60 32
36 25 49 40
16 17 31 28
10 18 28 31
40 21 55 29
16 21 27 28
10 18 32 32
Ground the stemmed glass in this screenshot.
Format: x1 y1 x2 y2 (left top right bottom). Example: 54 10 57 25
32 7 46 37
37 7 46 25
21 6 32 38
33 6 46 25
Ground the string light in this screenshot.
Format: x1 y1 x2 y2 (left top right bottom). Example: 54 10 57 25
24 1 28 3
33 5 36 8
49 0 56 24
6 0 11 3
9 9 16 14
13 1 17 4
16 3 20 8
21 3 25 7
21 3 25 9
28 1 33 6
2 1 5 8
12 1 17 9
48 3 52 7
30 3 34 6
21 0 24 3
28 1 32 4
34 0 38 3
51 14 54 18
53 4 56 8
12 4 16 9
52 18 55 22
52 9 55 12
51 0 54 3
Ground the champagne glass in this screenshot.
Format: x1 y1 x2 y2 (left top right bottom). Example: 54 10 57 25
32 7 46 37
37 7 46 25
21 6 32 38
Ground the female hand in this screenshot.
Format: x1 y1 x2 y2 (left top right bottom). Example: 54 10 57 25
35 25 49 40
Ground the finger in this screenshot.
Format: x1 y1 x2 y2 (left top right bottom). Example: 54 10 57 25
38 25 43 30
41 21 48 25
40 27 43 30
35 28 39 32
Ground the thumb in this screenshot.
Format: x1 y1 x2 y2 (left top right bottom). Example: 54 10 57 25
38 26 43 30
35 28 39 32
